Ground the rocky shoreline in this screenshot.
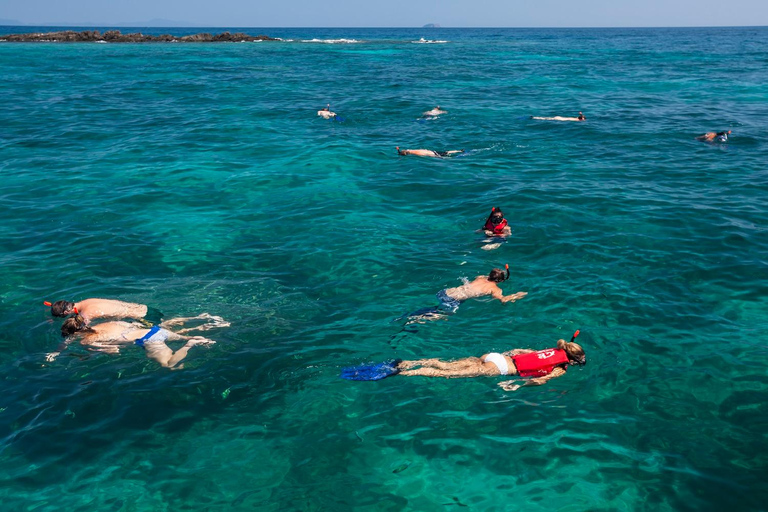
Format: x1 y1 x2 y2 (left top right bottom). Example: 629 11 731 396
0 30 278 43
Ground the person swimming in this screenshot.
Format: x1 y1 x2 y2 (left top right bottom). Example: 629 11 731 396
478 207 512 251
396 146 465 158
531 112 586 122
422 105 448 117
405 265 527 323
317 104 337 119
49 313 229 368
342 332 586 390
696 130 731 142
45 298 153 324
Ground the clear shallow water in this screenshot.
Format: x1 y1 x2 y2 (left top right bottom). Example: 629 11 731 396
1 26 767 510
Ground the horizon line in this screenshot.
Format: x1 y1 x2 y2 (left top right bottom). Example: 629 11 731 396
1 24 767 29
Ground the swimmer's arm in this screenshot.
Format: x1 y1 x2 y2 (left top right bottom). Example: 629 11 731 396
46 338 75 361
525 367 567 386
501 291 528 303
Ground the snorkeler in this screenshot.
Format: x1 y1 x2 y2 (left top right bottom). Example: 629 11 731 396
422 105 448 117
478 207 512 251
531 112 586 122
342 332 586 390
396 146 465 158
696 130 731 142
405 265 527 323
318 104 337 119
48 313 230 368
45 298 152 324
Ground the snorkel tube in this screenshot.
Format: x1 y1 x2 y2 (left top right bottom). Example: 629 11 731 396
569 330 586 366
44 300 78 315
570 329 580 343
504 263 510 281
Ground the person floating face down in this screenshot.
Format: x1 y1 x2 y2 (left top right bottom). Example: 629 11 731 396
341 331 587 391
406 265 527 323
318 103 337 119
53 312 229 368
696 130 731 143
45 298 150 325
396 146 465 158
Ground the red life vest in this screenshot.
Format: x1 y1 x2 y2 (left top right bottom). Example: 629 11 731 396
484 218 508 234
512 348 570 377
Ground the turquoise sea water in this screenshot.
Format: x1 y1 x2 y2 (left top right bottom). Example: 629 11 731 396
1 26 767 510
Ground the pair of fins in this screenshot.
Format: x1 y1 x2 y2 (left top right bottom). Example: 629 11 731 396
340 359 402 381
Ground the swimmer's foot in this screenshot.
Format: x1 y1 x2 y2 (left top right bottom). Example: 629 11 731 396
187 337 216 347
481 243 502 251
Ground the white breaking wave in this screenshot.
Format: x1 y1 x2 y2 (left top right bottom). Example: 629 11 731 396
301 38 361 44
412 37 449 44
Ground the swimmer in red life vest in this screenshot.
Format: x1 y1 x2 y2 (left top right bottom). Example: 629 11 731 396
478 207 511 250
393 331 586 390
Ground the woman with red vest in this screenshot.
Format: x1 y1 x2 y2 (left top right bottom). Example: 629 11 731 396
479 207 511 250
482 207 511 236
341 332 585 388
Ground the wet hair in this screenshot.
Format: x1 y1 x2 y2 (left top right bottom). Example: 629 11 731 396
577 112 585 120
51 300 75 317
557 338 586 366
488 268 507 283
60 314 92 337
716 131 729 137
485 207 504 225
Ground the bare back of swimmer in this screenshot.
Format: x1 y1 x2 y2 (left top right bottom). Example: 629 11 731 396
531 112 586 122
396 146 465 158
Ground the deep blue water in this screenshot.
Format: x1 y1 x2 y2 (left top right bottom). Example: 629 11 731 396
1 26 767 511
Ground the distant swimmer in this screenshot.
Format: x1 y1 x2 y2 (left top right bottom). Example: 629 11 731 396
45 298 154 325
531 112 586 122
50 313 230 368
396 146 465 158
478 207 511 251
317 104 337 119
404 265 527 323
341 331 586 387
423 105 448 117
696 130 731 143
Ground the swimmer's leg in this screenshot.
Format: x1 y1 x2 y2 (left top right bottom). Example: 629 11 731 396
143 337 216 369
399 363 492 378
481 242 502 251
400 357 480 370
160 313 230 334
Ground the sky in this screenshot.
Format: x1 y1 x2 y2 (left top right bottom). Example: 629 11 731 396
1 0 767 27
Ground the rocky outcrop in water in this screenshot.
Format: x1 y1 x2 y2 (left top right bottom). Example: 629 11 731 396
0 30 278 42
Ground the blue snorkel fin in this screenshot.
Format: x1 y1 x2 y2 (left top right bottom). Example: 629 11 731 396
340 359 402 381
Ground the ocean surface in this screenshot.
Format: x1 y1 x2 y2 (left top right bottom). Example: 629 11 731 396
1 26 767 511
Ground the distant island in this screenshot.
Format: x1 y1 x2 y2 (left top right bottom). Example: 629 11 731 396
422 24 441 28
0 30 278 42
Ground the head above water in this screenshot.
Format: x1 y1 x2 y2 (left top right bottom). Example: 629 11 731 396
488 264 510 283
577 112 585 120
47 300 76 317
716 130 731 136
486 206 505 224
557 338 586 366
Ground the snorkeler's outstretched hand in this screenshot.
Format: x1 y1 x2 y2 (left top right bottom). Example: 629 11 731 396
503 292 528 303
499 380 521 392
